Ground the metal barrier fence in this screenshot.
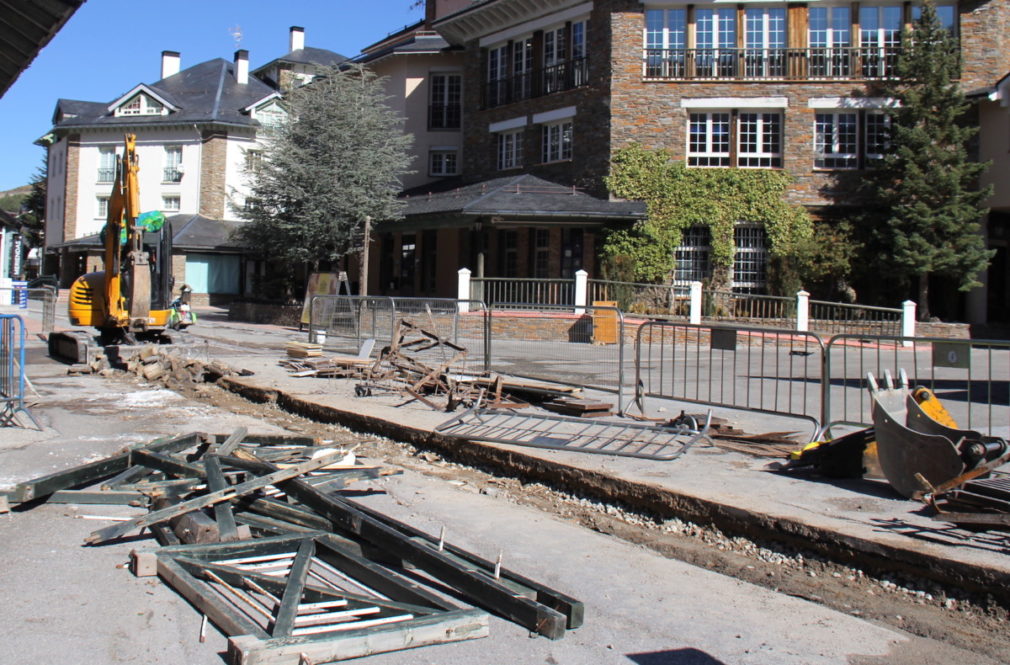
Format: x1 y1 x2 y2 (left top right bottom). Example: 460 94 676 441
634 320 826 439
470 277 574 306
486 303 627 411
307 296 488 375
823 334 1010 438
0 286 56 334
1 314 39 428
809 300 902 337
586 278 691 316
704 289 796 324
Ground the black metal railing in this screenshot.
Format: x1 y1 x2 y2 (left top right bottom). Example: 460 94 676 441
643 46 902 81
483 57 589 108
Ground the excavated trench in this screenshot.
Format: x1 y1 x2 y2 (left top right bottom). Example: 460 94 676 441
106 364 1010 662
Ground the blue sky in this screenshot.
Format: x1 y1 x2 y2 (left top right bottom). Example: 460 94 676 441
0 0 424 191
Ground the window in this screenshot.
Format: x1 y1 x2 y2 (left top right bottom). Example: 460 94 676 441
541 121 572 163
744 8 787 77
496 129 523 170
163 146 182 182
487 44 509 107
571 20 588 86
911 4 957 31
808 7 851 77
814 112 858 169
865 112 890 160
644 9 687 77
97 196 109 219
860 5 902 77
429 149 458 176
532 229 551 278
97 147 116 183
245 149 263 173
162 195 180 212
429 73 462 129
499 230 518 277
695 8 737 78
561 228 583 278
543 26 567 94
675 226 712 283
513 37 534 100
688 112 731 167
400 234 416 288
256 103 286 131
733 224 768 292
116 93 164 116
738 112 782 168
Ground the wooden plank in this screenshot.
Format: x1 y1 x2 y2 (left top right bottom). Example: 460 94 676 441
131 449 207 479
239 497 332 531
270 538 315 637
84 449 347 545
156 556 269 639
204 455 240 542
217 427 249 457
14 432 204 502
100 464 153 489
222 453 570 639
228 609 488 665
235 513 319 536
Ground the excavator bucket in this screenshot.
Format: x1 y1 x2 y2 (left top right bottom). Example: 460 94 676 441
869 370 1010 499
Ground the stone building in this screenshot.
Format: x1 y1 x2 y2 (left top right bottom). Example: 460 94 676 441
368 0 1008 319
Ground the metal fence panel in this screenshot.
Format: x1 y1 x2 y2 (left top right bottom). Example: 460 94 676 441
308 296 488 375
586 279 691 317
486 303 627 411
823 335 1010 438
1 314 39 428
634 321 825 439
471 278 574 306
0 286 57 334
809 300 901 337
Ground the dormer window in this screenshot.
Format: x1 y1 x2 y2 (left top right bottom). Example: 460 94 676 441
255 102 287 131
116 93 166 117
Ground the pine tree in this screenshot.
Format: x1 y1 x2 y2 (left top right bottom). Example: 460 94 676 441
862 2 992 320
239 65 413 297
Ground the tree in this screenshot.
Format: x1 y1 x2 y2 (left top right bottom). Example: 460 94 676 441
239 65 413 298
21 162 47 249
859 2 992 320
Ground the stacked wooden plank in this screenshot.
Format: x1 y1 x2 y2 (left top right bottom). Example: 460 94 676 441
541 397 614 418
285 341 323 358
5 428 583 662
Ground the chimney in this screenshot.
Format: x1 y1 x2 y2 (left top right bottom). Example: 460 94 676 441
289 26 305 52
161 50 180 79
234 49 249 84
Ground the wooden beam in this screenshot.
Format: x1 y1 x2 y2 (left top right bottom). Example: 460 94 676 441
271 538 315 636
84 449 347 545
131 449 206 479
157 556 269 639
204 455 240 542
14 432 204 502
216 427 249 456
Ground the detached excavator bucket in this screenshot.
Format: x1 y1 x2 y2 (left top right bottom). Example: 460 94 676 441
869 370 1010 499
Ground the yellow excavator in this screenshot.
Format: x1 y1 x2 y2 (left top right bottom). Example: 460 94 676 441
49 134 185 364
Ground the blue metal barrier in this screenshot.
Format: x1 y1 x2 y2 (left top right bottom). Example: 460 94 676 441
1 314 40 428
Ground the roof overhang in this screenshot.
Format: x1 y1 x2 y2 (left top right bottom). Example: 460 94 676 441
433 0 588 45
0 0 84 99
243 91 282 114
106 83 178 114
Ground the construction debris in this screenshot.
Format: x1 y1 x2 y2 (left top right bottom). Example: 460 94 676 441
7 428 583 662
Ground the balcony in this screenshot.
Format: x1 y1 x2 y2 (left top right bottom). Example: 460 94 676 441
643 46 902 81
97 168 115 183
484 57 589 109
163 167 183 183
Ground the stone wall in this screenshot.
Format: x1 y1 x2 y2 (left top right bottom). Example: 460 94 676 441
228 301 303 326
199 130 228 219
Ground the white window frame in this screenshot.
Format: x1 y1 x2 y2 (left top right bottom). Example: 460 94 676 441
732 223 769 293
541 120 572 163
744 7 787 77
163 146 183 183
814 112 859 169
162 195 181 212
97 196 109 219
429 149 458 177
687 112 731 167
97 147 116 183
497 129 524 171
644 9 687 77
737 111 782 168
116 93 165 117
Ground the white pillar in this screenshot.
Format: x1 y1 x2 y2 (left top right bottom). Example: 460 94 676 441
457 268 471 313
689 281 702 325
901 300 916 347
574 269 588 314
796 289 810 332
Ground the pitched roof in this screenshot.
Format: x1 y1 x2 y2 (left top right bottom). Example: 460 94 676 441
49 59 277 132
354 31 454 65
51 214 246 252
399 174 646 223
252 46 348 80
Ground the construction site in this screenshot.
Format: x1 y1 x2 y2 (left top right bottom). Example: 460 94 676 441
3 289 1010 665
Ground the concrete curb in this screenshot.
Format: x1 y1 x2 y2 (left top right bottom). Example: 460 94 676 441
218 375 1010 602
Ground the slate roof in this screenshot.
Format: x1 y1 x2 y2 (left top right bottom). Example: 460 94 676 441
49 59 277 132
252 46 348 81
354 25 453 65
399 174 646 223
53 214 246 252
